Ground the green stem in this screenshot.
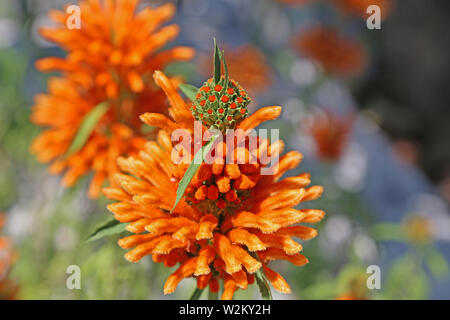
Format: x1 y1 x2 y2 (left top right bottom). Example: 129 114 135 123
189 287 204 300
208 288 218 300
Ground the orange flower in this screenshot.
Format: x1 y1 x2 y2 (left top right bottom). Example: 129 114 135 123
104 71 325 299
293 26 367 76
0 214 19 300
31 0 194 198
332 0 393 20
200 45 271 95
304 110 354 162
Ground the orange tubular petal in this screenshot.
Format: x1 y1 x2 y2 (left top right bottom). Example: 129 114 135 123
273 151 304 181
232 246 262 274
231 270 248 289
237 106 282 132
259 248 309 266
209 277 219 293
153 70 192 125
195 245 216 276
164 257 197 295
262 265 291 294
197 273 212 289
258 189 306 211
276 226 318 240
196 214 218 240
258 208 305 228
139 113 184 134
232 211 280 234
301 209 326 223
153 237 186 254
145 217 195 236
221 275 237 300
126 218 153 233
102 187 131 202
124 236 168 262
255 173 311 198
228 228 266 251
113 211 141 223
118 234 158 249
257 234 302 255
301 186 324 201
172 224 199 242
214 233 242 274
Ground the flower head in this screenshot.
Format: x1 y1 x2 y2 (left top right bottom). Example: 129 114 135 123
31 0 194 198
192 77 251 133
294 26 367 76
0 214 18 300
104 68 325 299
304 110 354 162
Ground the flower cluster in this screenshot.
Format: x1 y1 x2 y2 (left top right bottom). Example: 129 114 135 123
192 77 251 133
294 26 366 76
104 70 325 299
31 0 194 197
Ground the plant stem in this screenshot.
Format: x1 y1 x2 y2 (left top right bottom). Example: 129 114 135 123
208 288 218 300
189 287 204 300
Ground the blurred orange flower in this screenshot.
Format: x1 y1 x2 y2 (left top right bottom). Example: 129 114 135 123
200 45 271 95
0 214 19 300
103 71 325 299
31 0 194 198
294 26 367 76
304 110 354 161
332 0 393 19
404 215 432 245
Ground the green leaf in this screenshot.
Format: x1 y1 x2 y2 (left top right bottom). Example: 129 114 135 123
426 248 449 278
213 38 221 83
66 101 109 157
189 287 204 300
221 49 229 89
255 268 273 300
170 134 218 213
371 223 406 242
179 83 199 101
87 218 127 242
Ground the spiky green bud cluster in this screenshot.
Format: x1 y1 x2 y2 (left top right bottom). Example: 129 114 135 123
191 77 251 133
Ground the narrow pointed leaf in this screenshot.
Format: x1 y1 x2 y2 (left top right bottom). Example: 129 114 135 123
213 38 221 83
179 83 199 101
255 268 273 300
66 101 109 157
87 218 127 242
221 49 229 89
171 135 218 213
